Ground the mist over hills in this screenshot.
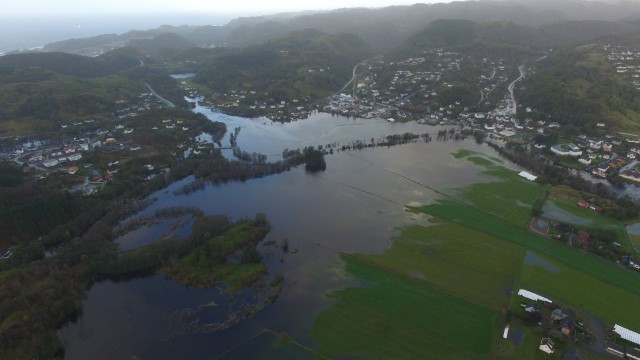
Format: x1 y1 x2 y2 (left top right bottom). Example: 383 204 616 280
32 0 640 55
3 0 640 132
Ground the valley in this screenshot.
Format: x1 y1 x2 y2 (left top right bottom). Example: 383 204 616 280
2 1 640 359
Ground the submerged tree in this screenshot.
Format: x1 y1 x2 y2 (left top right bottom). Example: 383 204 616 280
302 146 326 172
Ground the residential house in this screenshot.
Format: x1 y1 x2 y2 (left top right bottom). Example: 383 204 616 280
576 231 591 247
67 154 82 162
539 338 555 354
621 170 640 183
43 159 59 168
561 324 574 336
551 308 568 321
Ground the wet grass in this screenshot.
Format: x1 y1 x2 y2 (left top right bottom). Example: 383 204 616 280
495 324 548 360
451 149 547 226
415 200 640 299
518 253 640 330
215 330 325 360
311 255 498 359
358 220 523 311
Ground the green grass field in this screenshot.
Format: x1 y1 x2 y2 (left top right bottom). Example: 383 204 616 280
360 220 524 311
451 150 547 226
518 252 640 330
311 256 498 359
216 330 324 360
416 200 640 298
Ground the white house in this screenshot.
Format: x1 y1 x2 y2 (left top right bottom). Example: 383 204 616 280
579 157 592 165
539 338 554 354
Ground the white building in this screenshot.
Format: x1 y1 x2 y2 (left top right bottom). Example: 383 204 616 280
539 338 554 354
551 144 582 157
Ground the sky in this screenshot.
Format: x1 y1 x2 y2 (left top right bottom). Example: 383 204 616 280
3 0 449 17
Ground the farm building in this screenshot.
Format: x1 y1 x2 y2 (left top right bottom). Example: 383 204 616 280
518 171 537 181
518 289 552 303
606 342 625 357
613 324 640 346
628 348 640 360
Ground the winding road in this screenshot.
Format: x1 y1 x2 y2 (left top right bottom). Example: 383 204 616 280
505 65 525 115
340 56 382 98
145 82 175 108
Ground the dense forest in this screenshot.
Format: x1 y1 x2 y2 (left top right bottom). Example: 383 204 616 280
193 30 372 101
519 45 640 133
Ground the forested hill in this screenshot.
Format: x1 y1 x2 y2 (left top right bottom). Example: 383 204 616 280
390 19 640 59
519 44 640 132
0 51 140 78
0 47 186 134
193 30 372 101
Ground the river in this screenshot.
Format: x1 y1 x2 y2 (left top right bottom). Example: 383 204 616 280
60 98 523 359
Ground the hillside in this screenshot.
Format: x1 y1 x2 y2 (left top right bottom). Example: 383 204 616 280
0 72 145 134
126 33 196 58
193 30 371 101
0 51 151 135
392 18 639 58
0 51 140 78
39 0 640 54
519 44 640 132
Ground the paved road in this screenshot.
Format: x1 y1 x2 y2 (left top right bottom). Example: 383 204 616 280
340 56 382 97
505 65 525 115
145 82 175 108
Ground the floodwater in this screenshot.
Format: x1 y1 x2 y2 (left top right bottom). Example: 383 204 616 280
114 215 195 251
60 109 523 359
626 223 640 236
542 200 593 226
523 251 560 273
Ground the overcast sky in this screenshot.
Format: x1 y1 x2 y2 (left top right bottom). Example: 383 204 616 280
4 0 449 16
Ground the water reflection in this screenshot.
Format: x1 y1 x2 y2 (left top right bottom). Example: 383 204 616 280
61 110 521 359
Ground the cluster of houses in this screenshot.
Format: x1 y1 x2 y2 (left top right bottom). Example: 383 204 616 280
537 132 640 181
515 289 591 355
326 50 469 119
204 87 315 121
576 199 602 213
604 43 640 90
515 288 640 358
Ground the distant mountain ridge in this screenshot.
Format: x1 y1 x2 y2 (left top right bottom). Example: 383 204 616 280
41 0 640 54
